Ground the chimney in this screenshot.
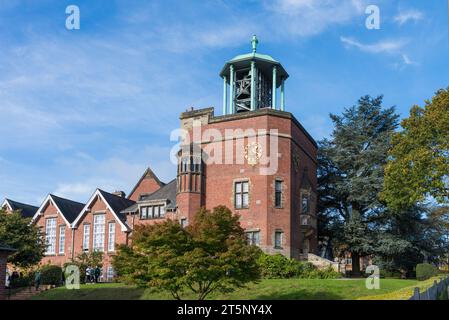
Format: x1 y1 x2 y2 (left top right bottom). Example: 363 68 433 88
112 191 126 198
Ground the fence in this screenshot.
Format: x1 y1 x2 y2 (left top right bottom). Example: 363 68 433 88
409 277 449 300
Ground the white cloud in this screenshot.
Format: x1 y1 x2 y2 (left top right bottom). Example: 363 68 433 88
340 36 408 54
265 0 367 37
394 9 424 26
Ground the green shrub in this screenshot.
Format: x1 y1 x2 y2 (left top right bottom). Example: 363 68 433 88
40 265 63 286
10 273 33 288
416 263 438 281
257 253 340 279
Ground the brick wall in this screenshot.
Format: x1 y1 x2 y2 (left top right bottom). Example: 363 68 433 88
72 195 129 276
0 251 9 300
178 109 318 259
34 201 72 266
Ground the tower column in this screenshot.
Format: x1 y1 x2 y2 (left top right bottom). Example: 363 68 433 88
229 65 235 114
250 61 256 111
222 76 227 115
272 66 277 109
280 78 285 111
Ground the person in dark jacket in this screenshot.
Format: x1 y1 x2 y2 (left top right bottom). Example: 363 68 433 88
94 266 101 283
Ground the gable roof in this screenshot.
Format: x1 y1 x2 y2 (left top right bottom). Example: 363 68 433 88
127 167 165 200
73 189 135 232
121 179 177 214
2 199 38 218
32 194 85 225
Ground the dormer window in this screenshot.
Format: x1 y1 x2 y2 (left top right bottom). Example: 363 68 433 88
140 205 166 220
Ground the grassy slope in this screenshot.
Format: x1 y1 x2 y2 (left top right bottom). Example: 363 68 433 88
31 278 423 300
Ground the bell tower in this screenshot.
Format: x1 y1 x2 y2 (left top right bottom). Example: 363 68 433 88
220 35 289 115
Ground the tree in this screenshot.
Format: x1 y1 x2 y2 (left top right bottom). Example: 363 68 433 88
382 87 449 210
66 250 104 283
112 206 261 300
0 209 46 268
317 95 399 275
372 205 449 277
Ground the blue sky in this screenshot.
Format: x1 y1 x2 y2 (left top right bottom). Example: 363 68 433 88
0 0 448 205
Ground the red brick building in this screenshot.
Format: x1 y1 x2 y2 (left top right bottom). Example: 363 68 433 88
2 36 318 274
0 243 15 300
32 194 85 266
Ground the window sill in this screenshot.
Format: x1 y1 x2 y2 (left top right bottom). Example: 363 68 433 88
274 247 283 250
234 207 249 210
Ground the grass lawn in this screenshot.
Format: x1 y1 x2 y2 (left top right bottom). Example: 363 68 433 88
30 277 438 300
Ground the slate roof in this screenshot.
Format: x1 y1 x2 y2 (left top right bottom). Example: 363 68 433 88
121 179 177 214
50 195 85 224
4 199 38 218
98 189 136 224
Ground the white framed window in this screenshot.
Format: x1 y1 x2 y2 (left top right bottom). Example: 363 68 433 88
93 214 105 252
58 225 66 254
235 181 249 209
108 222 116 252
180 218 187 228
45 218 57 255
245 231 260 246
140 207 147 219
160 206 165 218
83 224 90 251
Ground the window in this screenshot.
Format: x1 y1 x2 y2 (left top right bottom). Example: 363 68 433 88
274 231 283 249
180 218 187 228
275 180 283 208
45 218 57 255
160 206 166 218
301 194 309 214
140 207 147 219
140 205 166 220
246 231 260 246
83 224 90 251
235 181 249 209
108 222 115 252
58 225 66 255
93 214 105 252
300 215 310 226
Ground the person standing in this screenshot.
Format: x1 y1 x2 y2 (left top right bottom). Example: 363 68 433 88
94 266 101 283
34 271 41 291
86 266 91 283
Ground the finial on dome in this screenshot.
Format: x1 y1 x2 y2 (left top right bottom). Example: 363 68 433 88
251 35 258 54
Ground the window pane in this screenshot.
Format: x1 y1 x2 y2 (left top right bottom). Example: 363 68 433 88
236 195 242 208
45 218 57 255
254 232 260 245
242 193 249 207
83 224 90 251
275 181 282 192
93 215 105 252
141 207 147 219
59 225 65 254
160 206 165 217
154 206 160 218
275 232 282 248
242 182 249 193
108 222 115 252
235 182 242 193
